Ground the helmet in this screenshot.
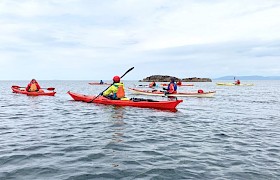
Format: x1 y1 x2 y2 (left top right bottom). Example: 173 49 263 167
113 76 120 83
171 78 176 83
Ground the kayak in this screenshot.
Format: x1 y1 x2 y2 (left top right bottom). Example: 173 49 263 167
160 83 194 87
68 91 183 110
216 83 254 86
89 82 110 85
11 86 56 96
128 88 216 98
134 84 159 88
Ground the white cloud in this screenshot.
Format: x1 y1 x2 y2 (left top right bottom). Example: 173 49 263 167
0 0 280 80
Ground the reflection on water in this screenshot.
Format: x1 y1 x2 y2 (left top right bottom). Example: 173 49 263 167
110 106 125 143
111 106 125 120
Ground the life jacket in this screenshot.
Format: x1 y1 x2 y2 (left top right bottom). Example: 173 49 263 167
167 83 177 94
114 83 125 99
29 83 38 92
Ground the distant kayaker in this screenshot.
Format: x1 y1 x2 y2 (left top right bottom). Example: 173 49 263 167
100 80 104 84
26 79 42 92
163 78 177 95
177 80 182 86
149 81 157 88
235 79 241 85
102 76 125 100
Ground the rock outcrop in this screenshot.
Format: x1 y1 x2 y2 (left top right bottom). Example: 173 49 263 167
181 77 212 82
139 75 212 82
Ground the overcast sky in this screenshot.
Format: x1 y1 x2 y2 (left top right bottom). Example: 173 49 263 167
1 0 280 80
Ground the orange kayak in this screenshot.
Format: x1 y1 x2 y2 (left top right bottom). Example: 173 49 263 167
11 86 56 96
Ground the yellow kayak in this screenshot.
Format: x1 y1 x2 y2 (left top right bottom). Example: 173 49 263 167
216 83 254 86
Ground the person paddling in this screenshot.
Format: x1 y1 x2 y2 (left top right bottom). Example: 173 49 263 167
235 79 241 85
177 80 182 86
26 79 42 92
149 81 157 88
101 76 125 100
163 78 177 95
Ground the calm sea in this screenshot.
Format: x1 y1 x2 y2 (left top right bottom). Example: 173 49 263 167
0 80 279 180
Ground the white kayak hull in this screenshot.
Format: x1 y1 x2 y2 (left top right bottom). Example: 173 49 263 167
128 88 216 98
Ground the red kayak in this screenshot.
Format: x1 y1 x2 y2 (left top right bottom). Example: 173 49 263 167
11 86 56 96
68 91 182 110
88 82 110 85
161 83 194 87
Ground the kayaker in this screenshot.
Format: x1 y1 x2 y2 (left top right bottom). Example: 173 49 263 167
149 81 157 88
235 79 241 85
163 78 177 95
26 79 42 92
102 76 125 100
177 80 182 86
100 80 104 84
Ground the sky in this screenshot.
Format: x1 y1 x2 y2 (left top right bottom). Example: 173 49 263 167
0 0 280 80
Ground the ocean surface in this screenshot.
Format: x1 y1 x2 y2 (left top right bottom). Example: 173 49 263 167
0 80 279 180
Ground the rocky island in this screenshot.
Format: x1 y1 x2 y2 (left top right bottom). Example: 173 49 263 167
139 75 212 82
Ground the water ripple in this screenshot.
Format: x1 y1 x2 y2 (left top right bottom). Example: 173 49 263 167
0 80 280 179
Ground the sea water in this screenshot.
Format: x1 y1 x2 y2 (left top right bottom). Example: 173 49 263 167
0 80 279 179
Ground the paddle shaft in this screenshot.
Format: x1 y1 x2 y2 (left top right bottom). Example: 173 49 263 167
88 67 134 103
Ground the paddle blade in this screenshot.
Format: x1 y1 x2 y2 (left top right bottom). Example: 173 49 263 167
47 87 55 91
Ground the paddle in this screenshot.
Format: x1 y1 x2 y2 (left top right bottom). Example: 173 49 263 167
12 85 55 91
87 67 134 103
